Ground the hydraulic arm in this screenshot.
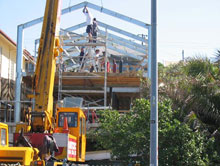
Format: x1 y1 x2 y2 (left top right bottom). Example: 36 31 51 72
32 0 62 132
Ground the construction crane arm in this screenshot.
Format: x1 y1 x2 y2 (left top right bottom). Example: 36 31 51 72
32 0 63 132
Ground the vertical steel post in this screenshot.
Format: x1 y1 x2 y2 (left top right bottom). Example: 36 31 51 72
148 26 152 78
104 29 108 108
150 0 158 165
4 103 6 122
182 50 185 62
15 25 24 123
34 40 38 62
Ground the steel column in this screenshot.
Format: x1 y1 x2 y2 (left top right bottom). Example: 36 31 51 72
15 25 24 123
104 29 108 108
150 0 158 165
148 26 152 78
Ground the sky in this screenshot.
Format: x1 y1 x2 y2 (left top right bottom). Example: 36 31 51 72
0 0 220 62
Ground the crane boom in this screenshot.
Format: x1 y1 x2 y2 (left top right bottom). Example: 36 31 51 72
32 0 62 132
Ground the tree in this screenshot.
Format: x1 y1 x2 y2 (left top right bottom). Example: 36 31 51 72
95 99 209 165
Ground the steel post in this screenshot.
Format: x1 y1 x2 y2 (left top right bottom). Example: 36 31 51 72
15 25 24 123
150 0 158 165
104 29 108 108
148 26 152 78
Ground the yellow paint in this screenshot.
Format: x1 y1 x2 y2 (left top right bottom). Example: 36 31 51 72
31 0 63 132
0 123 40 165
55 107 86 162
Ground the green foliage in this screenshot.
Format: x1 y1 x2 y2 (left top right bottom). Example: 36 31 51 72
157 57 220 164
94 56 220 165
184 57 214 77
95 99 211 165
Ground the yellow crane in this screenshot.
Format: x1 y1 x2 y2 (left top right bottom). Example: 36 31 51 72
0 0 86 165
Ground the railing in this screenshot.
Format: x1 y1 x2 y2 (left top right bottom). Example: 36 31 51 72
0 100 33 123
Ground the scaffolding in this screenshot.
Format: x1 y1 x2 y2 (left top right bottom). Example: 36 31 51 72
57 30 109 109
14 1 150 122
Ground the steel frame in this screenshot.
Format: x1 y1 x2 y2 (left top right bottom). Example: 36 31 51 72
15 1 151 122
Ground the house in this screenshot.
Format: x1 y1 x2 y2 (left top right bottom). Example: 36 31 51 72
0 29 35 121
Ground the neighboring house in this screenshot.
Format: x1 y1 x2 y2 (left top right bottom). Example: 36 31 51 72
0 29 35 108
163 60 179 66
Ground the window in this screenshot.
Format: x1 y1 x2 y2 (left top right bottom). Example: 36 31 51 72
1 128 7 146
82 118 85 135
25 62 29 72
79 118 82 135
58 112 78 127
29 63 35 72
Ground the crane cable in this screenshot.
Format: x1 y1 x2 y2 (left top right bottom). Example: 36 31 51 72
68 0 72 8
100 0 103 12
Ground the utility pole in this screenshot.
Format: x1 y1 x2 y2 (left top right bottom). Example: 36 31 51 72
150 0 158 165
182 50 185 62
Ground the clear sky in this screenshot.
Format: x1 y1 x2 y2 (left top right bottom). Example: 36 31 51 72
0 0 220 62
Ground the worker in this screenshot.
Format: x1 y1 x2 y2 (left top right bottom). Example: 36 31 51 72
89 49 100 73
79 46 85 70
83 6 93 42
94 49 100 71
92 18 98 43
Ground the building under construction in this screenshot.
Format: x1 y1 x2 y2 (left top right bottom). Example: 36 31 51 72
1 1 151 161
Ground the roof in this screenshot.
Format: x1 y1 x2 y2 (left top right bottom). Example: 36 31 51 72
0 29 35 64
0 29 16 46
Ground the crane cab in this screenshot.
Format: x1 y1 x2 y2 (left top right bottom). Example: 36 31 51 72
54 107 86 162
0 123 8 147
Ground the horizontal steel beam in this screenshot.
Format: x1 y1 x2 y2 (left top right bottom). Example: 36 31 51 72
111 87 140 93
61 75 102 79
105 36 146 55
85 1 150 28
99 30 146 52
22 2 85 28
64 42 105 47
60 22 147 50
22 1 149 30
82 106 111 110
62 22 87 33
107 45 142 60
98 21 146 43
60 90 104 93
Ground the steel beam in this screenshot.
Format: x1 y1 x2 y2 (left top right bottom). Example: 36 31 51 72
107 45 142 60
37 22 147 56
108 37 146 55
22 1 149 29
60 22 146 50
60 90 104 93
63 22 87 33
15 25 24 122
111 87 140 93
98 21 146 43
23 2 85 29
63 42 105 47
85 1 150 28
99 31 146 54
